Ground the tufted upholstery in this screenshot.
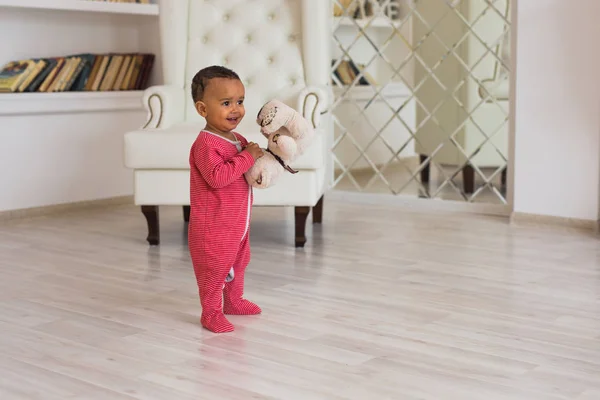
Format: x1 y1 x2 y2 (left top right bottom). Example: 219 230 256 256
184 0 306 134
122 0 333 247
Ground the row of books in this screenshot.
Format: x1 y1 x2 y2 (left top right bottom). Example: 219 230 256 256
332 59 377 86
0 53 155 93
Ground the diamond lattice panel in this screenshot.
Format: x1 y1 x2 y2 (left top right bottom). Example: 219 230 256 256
331 0 511 203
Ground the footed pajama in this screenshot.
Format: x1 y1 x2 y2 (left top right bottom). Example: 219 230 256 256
223 234 262 316
188 130 261 333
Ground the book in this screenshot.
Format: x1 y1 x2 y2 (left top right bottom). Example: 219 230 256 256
332 59 376 86
0 60 37 92
0 52 155 93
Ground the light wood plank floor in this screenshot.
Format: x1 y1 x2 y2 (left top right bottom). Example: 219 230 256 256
1 199 600 399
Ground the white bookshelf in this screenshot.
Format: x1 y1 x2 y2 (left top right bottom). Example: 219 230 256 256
0 0 161 213
0 91 145 116
0 0 158 16
0 0 160 105
331 8 417 170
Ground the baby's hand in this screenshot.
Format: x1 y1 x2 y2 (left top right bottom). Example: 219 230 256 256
246 142 264 160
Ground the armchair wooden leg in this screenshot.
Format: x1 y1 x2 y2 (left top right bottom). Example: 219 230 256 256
183 205 190 222
419 154 430 184
295 206 310 248
141 205 160 245
462 164 475 194
313 195 324 224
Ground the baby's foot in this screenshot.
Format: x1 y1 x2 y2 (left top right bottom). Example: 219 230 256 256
200 312 234 333
224 299 262 315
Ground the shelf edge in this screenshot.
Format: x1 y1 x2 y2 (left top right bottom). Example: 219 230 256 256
333 83 412 101
0 0 159 16
333 16 401 29
0 91 146 116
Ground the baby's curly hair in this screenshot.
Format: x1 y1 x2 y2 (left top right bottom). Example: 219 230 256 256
191 65 240 103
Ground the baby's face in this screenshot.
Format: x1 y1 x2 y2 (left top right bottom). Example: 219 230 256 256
197 78 245 134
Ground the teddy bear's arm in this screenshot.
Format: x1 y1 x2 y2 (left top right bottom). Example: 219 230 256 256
194 143 255 189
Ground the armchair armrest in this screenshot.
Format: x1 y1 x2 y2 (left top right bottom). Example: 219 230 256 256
296 85 331 129
142 85 186 130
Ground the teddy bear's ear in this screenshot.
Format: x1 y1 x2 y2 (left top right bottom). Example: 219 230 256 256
258 106 278 127
256 104 265 120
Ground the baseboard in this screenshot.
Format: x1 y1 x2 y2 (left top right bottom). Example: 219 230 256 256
0 195 133 223
327 191 600 232
510 211 599 232
5 194 597 233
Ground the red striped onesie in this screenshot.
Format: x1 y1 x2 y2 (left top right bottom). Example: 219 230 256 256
188 129 262 333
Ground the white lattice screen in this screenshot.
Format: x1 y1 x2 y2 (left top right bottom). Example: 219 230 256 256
331 0 511 204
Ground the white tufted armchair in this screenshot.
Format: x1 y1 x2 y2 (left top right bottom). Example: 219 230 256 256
124 0 332 247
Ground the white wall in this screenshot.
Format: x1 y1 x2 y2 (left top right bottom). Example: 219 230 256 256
0 7 161 212
6 1 600 221
1 110 145 212
512 0 600 221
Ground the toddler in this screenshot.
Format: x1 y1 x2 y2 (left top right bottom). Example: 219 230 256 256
188 65 264 333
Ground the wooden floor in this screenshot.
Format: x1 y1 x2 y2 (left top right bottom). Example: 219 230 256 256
1 199 600 399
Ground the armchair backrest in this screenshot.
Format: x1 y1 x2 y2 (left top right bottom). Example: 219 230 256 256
157 0 330 134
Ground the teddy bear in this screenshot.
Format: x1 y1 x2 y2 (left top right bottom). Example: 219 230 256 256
244 99 316 189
